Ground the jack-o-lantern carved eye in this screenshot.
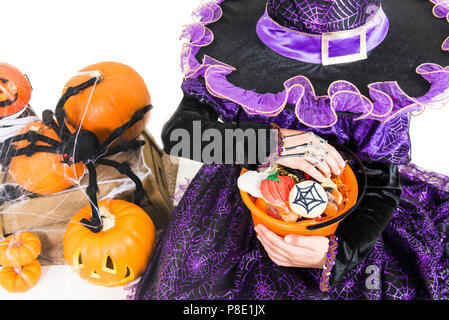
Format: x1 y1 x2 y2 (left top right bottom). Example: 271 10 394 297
125 267 131 278
102 255 116 274
0 77 19 108
72 249 84 269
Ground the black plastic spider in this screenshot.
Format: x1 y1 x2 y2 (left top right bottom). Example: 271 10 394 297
0 77 153 233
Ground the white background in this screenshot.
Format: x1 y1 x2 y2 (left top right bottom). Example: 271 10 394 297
0 0 448 299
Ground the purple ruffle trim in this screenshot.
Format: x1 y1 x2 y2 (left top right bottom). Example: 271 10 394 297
431 0 449 51
180 0 449 128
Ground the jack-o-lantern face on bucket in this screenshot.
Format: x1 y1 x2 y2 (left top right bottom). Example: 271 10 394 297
64 199 156 287
0 63 32 118
0 78 19 107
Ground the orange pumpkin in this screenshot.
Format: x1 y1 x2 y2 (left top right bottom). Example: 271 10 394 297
63 61 151 144
64 199 156 287
0 260 41 293
0 63 32 118
0 232 41 267
8 121 85 195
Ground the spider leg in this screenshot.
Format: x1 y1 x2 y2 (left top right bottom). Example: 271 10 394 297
0 132 63 168
95 158 146 205
98 105 152 151
0 145 61 169
54 77 101 138
42 110 63 136
79 162 104 233
0 184 27 205
1 131 61 149
4 145 61 157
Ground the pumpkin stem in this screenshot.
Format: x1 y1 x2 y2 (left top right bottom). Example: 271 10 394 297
99 206 115 232
9 235 22 248
80 163 104 233
266 172 281 183
88 70 104 82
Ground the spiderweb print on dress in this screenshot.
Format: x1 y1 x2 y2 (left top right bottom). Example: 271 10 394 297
368 115 411 164
131 158 449 299
381 178 449 299
267 0 381 33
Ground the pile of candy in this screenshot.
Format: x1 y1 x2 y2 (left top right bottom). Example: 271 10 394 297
238 166 349 223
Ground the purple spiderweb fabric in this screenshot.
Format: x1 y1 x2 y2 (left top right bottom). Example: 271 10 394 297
267 0 381 34
131 163 449 299
181 76 413 165
129 79 449 300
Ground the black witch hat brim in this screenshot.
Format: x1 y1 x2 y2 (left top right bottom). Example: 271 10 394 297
190 0 449 98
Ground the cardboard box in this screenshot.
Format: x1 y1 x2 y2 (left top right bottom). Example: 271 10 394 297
0 130 172 265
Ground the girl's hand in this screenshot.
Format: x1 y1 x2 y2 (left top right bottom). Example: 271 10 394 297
255 224 329 269
278 128 346 182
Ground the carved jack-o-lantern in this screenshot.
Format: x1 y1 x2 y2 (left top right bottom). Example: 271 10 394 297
0 63 32 118
63 199 156 287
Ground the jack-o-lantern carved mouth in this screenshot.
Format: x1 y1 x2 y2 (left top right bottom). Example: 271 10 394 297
72 248 135 286
0 78 19 108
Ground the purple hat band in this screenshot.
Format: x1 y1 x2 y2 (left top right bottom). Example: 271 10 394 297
266 0 382 34
256 6 389 65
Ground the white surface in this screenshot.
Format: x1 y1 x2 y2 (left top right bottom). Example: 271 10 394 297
0 265 129 300
1 0 448 300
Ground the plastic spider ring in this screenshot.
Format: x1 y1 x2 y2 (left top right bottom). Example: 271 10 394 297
279 152 307 159
283 142 309 152
318 138 328 146
310 141 327 153
306 151 324 162
283 131 315 140
319 150 329 158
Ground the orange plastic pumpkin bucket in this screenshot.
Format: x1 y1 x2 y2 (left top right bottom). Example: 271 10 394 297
240 160 361 237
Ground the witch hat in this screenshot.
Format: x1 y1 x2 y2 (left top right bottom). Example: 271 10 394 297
181 0 449 128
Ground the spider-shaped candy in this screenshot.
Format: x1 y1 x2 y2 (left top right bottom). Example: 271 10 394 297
0 77 152 233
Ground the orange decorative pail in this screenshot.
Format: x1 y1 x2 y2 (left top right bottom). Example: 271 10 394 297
240 164 359 237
